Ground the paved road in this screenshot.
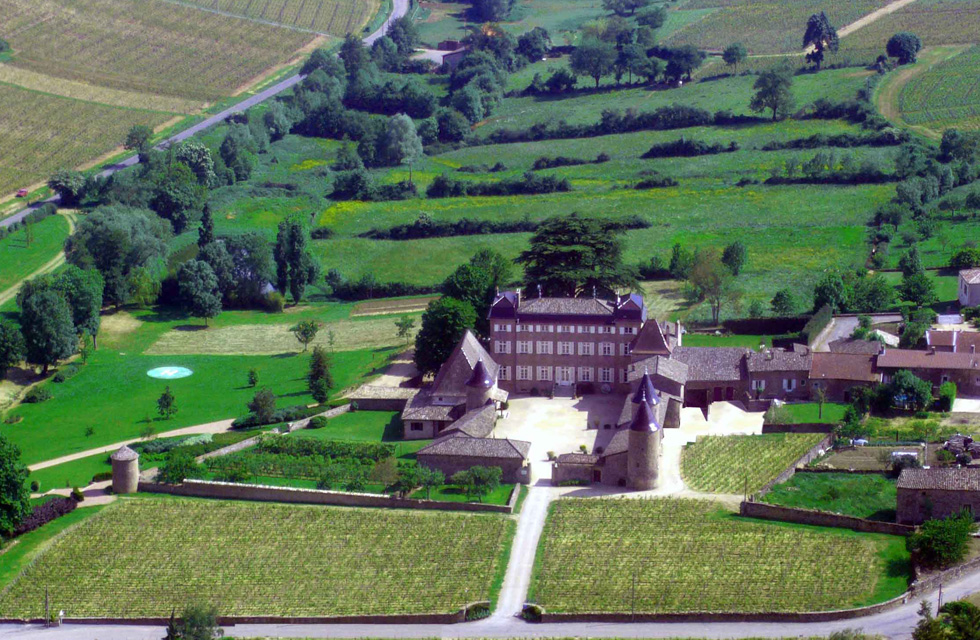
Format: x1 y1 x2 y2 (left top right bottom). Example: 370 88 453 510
0 0 409 229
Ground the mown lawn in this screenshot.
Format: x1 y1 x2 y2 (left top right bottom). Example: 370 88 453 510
0 214 69 292
29 453 112 493
292 410 432 458
762 472 898 521
780 402 849 424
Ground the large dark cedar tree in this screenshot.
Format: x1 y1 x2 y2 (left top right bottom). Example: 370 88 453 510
518 214 637 297
414 298 477 376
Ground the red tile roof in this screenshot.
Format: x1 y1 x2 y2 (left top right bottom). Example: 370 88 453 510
877 348 979 371
811 353 878 382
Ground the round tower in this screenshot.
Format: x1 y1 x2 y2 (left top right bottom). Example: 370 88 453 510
627 400 661 491
464 358 494 412
111 445 140 494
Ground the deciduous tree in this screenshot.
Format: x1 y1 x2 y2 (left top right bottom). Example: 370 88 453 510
177 260 222 326
571 38 616 88
0 434 31 538
19 289 76 375
414 298 477 375
384 113 423 182
887 32 922 65
722 42 747 75
803 12 839 70
274 219 319 305
157 386 178 419
749 68 795 121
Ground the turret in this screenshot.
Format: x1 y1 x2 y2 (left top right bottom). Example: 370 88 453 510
111 445 139 494
627 400 661 491
465 358 494 412
631 370 660 406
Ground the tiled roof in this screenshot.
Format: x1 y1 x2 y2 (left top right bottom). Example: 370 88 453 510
877 348 979 371
630 355 689 385
745 347 812 373
961 269 980 285
672 347 749 382
811 353 878 382
417 435 531 459
431 330 498 397
401 390 461 421
441 405 497 439
927 331 980 354
632 321 672 356
348 386 418 400
601 429 631 457
828 338 884 355
518 297 615 316
926 331 957 348
112 445 139 461
556 453 599 465
630 399 660 432
898 467 980 491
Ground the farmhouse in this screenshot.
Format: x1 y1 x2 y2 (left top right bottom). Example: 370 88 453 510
960 269 980 307
877 347 980 396
897 467 980 525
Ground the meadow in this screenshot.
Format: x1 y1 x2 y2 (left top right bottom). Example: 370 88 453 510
180 0 378 35
0 497 514 618
531 498 910 613
0 0 315 101
762 472 898 521
663 0 891 54
0 84 172 195
681 432 826 494
0 214 69 293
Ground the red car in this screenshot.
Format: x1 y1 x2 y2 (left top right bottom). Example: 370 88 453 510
15 188 28 197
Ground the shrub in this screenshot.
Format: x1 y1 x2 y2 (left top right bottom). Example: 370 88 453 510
52 365 80 383
157 450 199 484
263 292 286 312
634 173 679 189
91 471 113 483
642 138 738 158
30 480 40 492
232 404 320 429
257 436 394 462
71 487 84 502
427 171 571 199
12 497 77 537
23 387 52 403
521 604 544 622
907 510 977 569
466 602 491 621
307 416 329 429
310 227 334 240
938 381 957 413
936 449 956 467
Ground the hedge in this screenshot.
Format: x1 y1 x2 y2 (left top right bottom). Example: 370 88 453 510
12 496 77 537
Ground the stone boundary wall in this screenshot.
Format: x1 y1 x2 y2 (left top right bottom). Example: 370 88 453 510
912 554 980 596
139 479 516 514
796 468 887 475
350 397 412 411
289 403 351 432
739 501 914 536
755 434 833 498
762 423 837 434
196 437 260 461
1 610 467 626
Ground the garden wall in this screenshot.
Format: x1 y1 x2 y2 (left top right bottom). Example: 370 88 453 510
139 479 516 514
762 423 836 434
739 501 913 536
755 434 833 497
4 609 469 626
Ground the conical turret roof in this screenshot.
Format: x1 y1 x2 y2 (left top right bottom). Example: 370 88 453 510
465 358 494 389
629 399 660 433
631 370 660 406
111 445 139 461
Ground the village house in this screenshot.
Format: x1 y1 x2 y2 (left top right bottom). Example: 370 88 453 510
960 269 980 307
897 467 980 525
926 330 980 355
877 347 980 396
809 352 880 402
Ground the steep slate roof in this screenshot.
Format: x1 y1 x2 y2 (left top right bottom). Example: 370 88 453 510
631 371 660 405
672 347 749 382
877 348 980 371
111 445 139 461
417 435 531 460
489 291 645 321
601 429 631 457
745 347 812 373
441 405 497 439
518 297 614 316
556 453 599 465
465 359 494 389
401 391 461 421
629 400 660 432
828 338 884 355
811 353 878 382
631 321 672 356
630 355 689 386
431 330 498 397
961 269 980 285
898 467 980 491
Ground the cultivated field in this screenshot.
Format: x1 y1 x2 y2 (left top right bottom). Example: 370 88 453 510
899 45 980 130
0 84 172 196
0 0 315 101
351 295 441 317
840 0 980 53
181 0 378 35
664 0 892 54
681 432 826 494
0 498 513 618
532 498 909 613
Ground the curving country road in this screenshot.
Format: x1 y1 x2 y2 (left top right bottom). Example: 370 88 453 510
0 0 409 230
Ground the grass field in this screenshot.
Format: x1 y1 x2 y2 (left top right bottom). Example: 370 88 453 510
28 453 113 493
0 497 514 618
664 0 891 54
532 498 910 613
898 45 980 131
180 0 378 35
681 432 827 494
0 214 69 293
0 84 173 196
762 472 898 521
779 402 848 424
0 0 316 101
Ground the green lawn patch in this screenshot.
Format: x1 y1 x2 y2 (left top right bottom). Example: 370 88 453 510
779 402 848 424
762 472 898 521
293 411 431 457
682 333 771 349
532 498 910 614
423 483 515 506
29 453 112 493
0 497 513 617
0 214 69 292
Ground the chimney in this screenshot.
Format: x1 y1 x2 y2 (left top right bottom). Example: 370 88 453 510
537 284 542 299
616 294 621 307
972 344 976 355
676 320 683 347
930 345 936 354
516 288 521 308
593 286 597 299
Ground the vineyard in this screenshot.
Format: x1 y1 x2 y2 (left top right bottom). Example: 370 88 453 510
0 84 172 196
179 0 378 36
531 498 909 614
664 0 891 54
0 498 513 618
899 45 980 129
0 0 315 101
840 0 980 53
680 432 826 494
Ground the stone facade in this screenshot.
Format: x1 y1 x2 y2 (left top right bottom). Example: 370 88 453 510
111 445 139 495
960 269 980 307
897 467 980 525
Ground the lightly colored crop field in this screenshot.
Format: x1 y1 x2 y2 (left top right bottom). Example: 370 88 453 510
0 84 172 197
532 498 910 614
0 497 514 618
664 0 891 54
179 0 379 35
0 0 315 101
899 45 980 130
681 432 826 494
